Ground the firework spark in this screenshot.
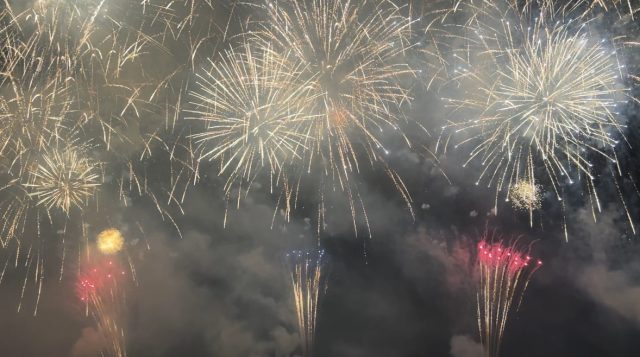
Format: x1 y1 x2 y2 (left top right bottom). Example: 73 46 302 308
97 229 125 255
187 41 312 219
476 238 541 357
193 0 417 235
433 0 635 230
0 0 205 311
285 249 328 357
509 179 542 223
77 257 129 357
25 146 101 215
536 0 639 20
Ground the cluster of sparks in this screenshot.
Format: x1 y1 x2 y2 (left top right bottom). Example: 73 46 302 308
0 0 637 353
285 249 328 357
0 0 219 309
188 42 311 217
431 0 639 232
25 147 101 215
188 0 416 236
77 257 129 357
476 239 542 357
508 180 542 226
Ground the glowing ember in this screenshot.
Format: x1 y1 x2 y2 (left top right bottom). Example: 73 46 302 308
97 229 125 255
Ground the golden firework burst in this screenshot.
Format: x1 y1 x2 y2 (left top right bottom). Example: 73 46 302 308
25 147 101 215
97 229 125 255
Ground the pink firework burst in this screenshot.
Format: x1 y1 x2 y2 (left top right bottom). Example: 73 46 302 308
76 257 129 357
476 237 542 357
477 240 542 276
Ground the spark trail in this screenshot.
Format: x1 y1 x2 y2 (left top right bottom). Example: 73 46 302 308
476 238 542 357
285 249 328 357
77 257 129 357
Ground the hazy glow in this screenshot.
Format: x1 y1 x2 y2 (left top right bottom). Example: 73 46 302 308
97 229 125 255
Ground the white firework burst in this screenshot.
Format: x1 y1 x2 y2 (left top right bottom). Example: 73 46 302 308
435 0 632 217
25 146 101 214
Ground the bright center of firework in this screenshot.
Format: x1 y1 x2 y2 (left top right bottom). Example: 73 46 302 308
245 110 270 142
317 67 357 128
97 229 124 255
509 180 542 211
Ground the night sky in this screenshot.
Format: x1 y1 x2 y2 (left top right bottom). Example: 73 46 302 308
1 1 640 357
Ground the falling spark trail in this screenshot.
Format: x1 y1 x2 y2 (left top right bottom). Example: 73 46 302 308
476 237 541 357
285 249 328 357
77 257 129 357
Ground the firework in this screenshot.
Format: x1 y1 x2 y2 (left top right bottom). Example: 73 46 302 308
0 76 74 167
77 257 129 357
537 0 639 19
256 0 413 159
509 180 542 225
24 146 101 215
97 229 125 255
433 0 635 227
0 0 203 311
198 0 417 234
187 41 312 216
285 249 328 357
0 0 101 80
0 70 101 311
0 76 81 311
476 238 541 357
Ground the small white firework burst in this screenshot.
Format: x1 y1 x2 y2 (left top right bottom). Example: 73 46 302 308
509 180 542 212
25 147 101 214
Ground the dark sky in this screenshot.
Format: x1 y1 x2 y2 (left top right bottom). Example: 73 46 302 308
1 1 640 357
